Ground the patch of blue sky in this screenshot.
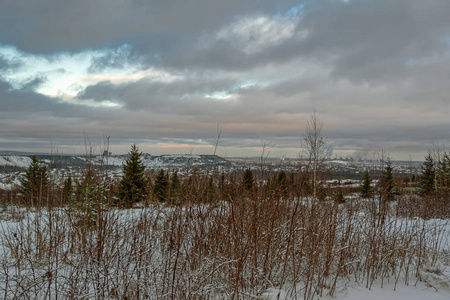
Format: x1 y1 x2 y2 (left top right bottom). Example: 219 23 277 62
0 43 177 99
282 1 311 18
445 36 450 46
405 58 418 66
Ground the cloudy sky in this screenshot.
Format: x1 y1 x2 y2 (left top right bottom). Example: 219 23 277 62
1 0 450 160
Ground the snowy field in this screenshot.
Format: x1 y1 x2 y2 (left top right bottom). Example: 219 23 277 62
0 199 449 299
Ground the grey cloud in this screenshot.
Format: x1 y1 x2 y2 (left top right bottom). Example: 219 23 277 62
0 80 56 112
175 0 450 81
20 75 47 92
77 75 239 113
4 0 449 82
0 55 22 71
2 0 450 159
0 0 299 54
298 0 450 82
88 45 134 73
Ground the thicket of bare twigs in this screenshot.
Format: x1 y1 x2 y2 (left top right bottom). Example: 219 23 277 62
0 167 449 299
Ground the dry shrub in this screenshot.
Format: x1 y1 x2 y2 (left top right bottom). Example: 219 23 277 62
0 192 447 299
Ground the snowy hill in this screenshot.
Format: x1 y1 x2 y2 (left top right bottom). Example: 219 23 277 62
0 154 232 169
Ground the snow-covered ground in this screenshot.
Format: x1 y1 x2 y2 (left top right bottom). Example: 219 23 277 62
0 201 449 299
263 277 450 299
0 156 32 168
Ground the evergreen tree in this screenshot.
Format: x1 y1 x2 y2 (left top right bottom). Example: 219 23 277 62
332 188 345 203
360 170 372 198
72 170 104 227
62 175 73 203
417 153 435 195
445 153 450 187
242 168 254 192
437 153 450 188
207 176 217 202
20 156 49 206
154 169 169 202
117 144 148 208
277 171 289 197
169 170 181 203
379 159 395 201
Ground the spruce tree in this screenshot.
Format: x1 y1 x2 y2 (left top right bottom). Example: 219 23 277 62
117 144 148 208
169 170 181 203
20 156 49 206
445 153 450 187
333 188 345 203
417 153 435 195
242 169 254 192
62 175 73 203
154 169 169 202
437 153 449 188
379 159 395 201
277 171 289 197
73 170 104 227
360 170 372 198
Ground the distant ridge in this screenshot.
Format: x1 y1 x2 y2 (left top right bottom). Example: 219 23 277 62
0 150 49 156
0 153 232 169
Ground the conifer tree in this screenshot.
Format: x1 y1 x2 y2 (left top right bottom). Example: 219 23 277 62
20 156 49 206
169 170 181 203
379 159 395 201
62 175 73 203
154 169 169 202
73 170 104 227
417 153 435 195
437 152 449 188
333 188 345 203
277 171 289 197
117 144 148 208
242 168 254 192
444 153 450 187
207 176 217 202
360 170 372 198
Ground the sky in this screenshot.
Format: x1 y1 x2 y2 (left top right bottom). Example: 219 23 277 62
1 0 450 161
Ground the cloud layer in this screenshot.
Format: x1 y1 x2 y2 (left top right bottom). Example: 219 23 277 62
1 0 450 160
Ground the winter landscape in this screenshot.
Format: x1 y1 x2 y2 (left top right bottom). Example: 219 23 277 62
2 0 450 299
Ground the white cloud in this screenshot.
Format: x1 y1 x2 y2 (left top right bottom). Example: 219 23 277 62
0 44 178 104
213 15 304 55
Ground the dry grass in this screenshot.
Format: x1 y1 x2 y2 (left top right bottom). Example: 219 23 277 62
0 169 448 299
0 191 448 299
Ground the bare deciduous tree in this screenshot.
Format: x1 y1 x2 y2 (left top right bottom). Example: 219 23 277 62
213 124 222 156
302 111 332 199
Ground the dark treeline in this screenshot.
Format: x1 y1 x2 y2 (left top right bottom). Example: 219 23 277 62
3 144 449 220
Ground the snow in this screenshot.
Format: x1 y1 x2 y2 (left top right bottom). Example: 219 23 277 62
331 281 450 300
330 160 350 165
0 155 32 167
261 277 450 299
0 202 448 299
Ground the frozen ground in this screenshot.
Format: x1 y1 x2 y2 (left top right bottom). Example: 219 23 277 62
0 201 449 299
263 278 450 299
